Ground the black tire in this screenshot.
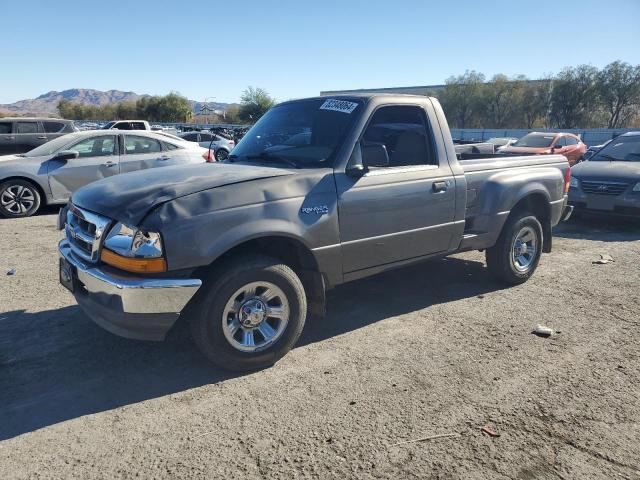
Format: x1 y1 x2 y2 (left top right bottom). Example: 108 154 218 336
189 255 307 371
0 179 41 218
486 212 543 285
215 149 229 161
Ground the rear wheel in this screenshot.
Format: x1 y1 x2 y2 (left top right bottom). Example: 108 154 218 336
189 255 307 371
0 179 41 218
215 149 229 161
486 212 543 285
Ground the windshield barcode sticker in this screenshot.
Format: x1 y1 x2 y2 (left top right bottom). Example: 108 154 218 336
320 99 359 114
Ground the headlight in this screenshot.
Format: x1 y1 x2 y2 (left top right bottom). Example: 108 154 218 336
570 177 579 188
102 222 166 273
633 182 640 192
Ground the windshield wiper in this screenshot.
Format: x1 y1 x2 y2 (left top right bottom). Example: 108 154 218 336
245 152 300 169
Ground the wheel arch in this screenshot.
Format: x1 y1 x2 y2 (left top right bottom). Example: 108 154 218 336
196 234 326 316
506 191 552 253
0 175 49 206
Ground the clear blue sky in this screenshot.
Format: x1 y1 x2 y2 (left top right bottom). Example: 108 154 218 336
2 0 639 104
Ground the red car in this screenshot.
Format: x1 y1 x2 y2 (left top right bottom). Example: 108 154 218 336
500 132 587 165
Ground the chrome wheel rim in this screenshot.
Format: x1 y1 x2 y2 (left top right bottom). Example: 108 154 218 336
215 149 228 161
511 226 537 272
1 185 35 214
222 281 289 352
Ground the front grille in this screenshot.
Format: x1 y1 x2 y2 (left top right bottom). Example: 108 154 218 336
65 205 111 263
581 181 629 196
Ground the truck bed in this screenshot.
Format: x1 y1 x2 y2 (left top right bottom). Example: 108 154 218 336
456 153 569 252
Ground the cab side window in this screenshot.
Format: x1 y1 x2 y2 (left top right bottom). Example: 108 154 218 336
565 136 578 145
0 122 11 134
361 106 436 167
555 137 567 147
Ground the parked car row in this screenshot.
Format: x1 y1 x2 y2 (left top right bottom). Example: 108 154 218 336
0 130 210 218
176 131 235 160
0 118 78 155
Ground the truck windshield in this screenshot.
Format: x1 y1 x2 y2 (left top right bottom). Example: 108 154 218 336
591 135 640 161
513 134 555 148
229 98 363 168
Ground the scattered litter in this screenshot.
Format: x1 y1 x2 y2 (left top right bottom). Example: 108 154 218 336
349 401 356 405
533 324 554 337
191 431 216 439
481 426 500 438
6 268 16 276
388 432 459 447
593 254 614 265
477 294 485 299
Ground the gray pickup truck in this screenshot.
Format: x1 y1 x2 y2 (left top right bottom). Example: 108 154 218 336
58 94 573 371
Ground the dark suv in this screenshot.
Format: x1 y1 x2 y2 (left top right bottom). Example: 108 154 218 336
0 118 78 155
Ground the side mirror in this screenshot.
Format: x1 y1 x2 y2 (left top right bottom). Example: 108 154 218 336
54 150 80 161
362 143 389 168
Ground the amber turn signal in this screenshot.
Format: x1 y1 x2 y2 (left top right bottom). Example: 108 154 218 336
101 248 167 274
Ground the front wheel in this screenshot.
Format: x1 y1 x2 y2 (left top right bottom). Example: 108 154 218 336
486 213 543 285
189 255 307 371
0 180 41 218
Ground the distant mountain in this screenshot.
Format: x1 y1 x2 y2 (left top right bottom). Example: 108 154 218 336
0 89 232 116
0 89 146 116
192 101 234 115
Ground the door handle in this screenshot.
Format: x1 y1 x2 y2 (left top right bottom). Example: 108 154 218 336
36 136 47 139
432 181 448 193
158 156 171 161
5 136 15 140
103 161 116 167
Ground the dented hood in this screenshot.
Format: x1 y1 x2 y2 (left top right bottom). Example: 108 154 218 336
71 162 293 225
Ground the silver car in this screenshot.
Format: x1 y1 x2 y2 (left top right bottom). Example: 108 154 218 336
569 132 640 218
178 131 235 160
0 130 207 218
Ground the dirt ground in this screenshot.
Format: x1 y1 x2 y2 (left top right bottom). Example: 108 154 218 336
0 209 639 479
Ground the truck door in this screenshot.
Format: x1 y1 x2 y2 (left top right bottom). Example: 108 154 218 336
335 105 457 274
48 134 119 201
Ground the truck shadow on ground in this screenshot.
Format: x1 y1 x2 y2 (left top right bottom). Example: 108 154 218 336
553 215 640 242
0 255 500 440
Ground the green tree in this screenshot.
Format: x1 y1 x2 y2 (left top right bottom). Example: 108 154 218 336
58 93 193 122
238 86 275 123
518 78 553 128
224 105 243 124
550 65 600 128
483 74 524 128
438 71 485 128
597 61 640 128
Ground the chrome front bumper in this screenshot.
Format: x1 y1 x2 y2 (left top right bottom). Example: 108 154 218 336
59 240 202 341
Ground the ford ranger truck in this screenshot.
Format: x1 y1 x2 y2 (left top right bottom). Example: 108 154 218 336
58 94 573 371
